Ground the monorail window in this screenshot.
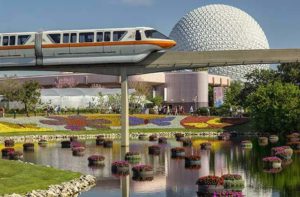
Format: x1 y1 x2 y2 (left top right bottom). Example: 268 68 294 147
63 33 69 43
113 31 127 41
145 30 169 39
17 35 30 45
48 34 61 44
96 32 103 42
79 32 94 43
3 36 8 46
104 32 111 42
9 36 16 45
71 33 77 43
135 30 141 41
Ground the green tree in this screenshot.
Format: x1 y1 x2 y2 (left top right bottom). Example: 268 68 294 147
18 81 41 117
278 62 300 85
247 81 300 133
224 81 243 107
149 96 163 107
0 78 22 103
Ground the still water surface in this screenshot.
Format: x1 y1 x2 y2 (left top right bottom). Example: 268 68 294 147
4 138 300 197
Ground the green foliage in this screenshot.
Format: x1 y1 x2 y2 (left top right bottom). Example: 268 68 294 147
149 96 163 106
224 81 243 107
278 62 300 85
0 78 22 102
18 81 41 116
247 82 300 133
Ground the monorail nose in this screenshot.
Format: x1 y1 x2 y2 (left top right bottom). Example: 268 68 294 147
164 40 176 49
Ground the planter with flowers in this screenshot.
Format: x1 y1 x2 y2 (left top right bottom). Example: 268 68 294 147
221 174 244 190
269 135 279 143
38 140 48 147
103 140 113 148
175 133 184 141
1 147 15 157
132 165 154 181
258 137 268 146
4 139 14 147
96 138 105 146
262 156 282 173
72 147 85 156
8 151 23 160
138 134 148 141
286 133 300 143
88 155 105 166
61 141 71 148
148 145 161 155
196 176 224 194
200 142 212 150
185 155 201 169
241 140 252 149
111 161 130 175
23 143 34 151
182 138 193 147
149 135 158 142
125 152 141 162
158 137 167 144
171 147 185 159
271 146 293 160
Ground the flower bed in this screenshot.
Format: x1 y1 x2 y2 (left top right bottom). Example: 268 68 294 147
271 146 293 160
61 141 71 148
72 147 85 156
158 137 167 144
269 135 279 143
23 143 34 151
182 138 193 147
196 176 224 194
185 155 201 169
103 140 113 148
1 147 15 157
88 155 105 166
132 165 154 181
241 140 252 149
148 145 161 155
111 161 129 175
149 135 158 142
200 142 212 150
171 147 185 159
221 174 244 189
263 157 282 172
125 152 141 162
4 139 14 147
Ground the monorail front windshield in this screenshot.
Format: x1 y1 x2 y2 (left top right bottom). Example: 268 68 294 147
145 30 169 39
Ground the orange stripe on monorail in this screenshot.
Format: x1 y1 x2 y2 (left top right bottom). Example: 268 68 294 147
42 40 176 49
0 45 34 50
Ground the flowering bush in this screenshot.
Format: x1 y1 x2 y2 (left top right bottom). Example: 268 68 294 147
196 176 224 186
88 155 105 161
72 147 85 152
262 156 282 162
1 148 15 156
132 165 153 172
271 146 293 156
221 174 242 181
112 161 129 167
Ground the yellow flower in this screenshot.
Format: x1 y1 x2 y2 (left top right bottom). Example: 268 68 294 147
183 122 209 128
207 118 223 125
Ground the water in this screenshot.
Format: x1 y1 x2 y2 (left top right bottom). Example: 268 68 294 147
2 138 300 197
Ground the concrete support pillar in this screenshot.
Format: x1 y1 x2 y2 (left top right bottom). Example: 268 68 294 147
121 146 129 197
121 68 129 147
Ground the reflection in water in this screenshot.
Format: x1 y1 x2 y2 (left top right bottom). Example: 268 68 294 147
1 138 300 197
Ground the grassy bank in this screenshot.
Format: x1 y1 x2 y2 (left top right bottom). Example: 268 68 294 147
0 128 222 137
0 159 81 195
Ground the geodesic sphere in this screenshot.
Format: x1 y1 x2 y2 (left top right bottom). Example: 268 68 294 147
169 4 270 80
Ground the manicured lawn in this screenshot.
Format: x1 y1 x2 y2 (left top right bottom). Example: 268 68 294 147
0 159 81 195
0 128 222 137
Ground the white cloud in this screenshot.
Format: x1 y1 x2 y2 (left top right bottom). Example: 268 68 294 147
121 0 153 6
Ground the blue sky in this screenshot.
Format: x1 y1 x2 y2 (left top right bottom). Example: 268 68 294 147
0 0 299 76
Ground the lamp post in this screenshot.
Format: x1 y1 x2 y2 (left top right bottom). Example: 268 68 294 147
193 96 198 111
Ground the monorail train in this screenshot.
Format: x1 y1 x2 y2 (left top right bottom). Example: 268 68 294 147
0 27 176 66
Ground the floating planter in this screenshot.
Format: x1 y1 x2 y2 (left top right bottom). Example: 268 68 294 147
171 147 185 159
96 135 105 139
132 165 154 181
221 174 244 190
72 147 85 156
4 139 14 147
1 148 15 157
258 137 268 145
200 142 212 150
288 142 300 153
23 143 34 151
8 151 23 160
96 138 105 146
158 137 167 144
286 133 300 143
218 132 230 141
61 141 71 148
71 141 85 148
241 140 252 149
271 146 293 160
182 138 193 147
38 140 48 147
148 145 160 155
263 156 282 173
269 135 279 143
138 134 148 141
69 136 78 142
185 155 201 169
103 140 113 148
125 152 141 162
149 135 158 142
88 155 105 166
175 133 184 141
111 161 130 175
196 176 224 194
